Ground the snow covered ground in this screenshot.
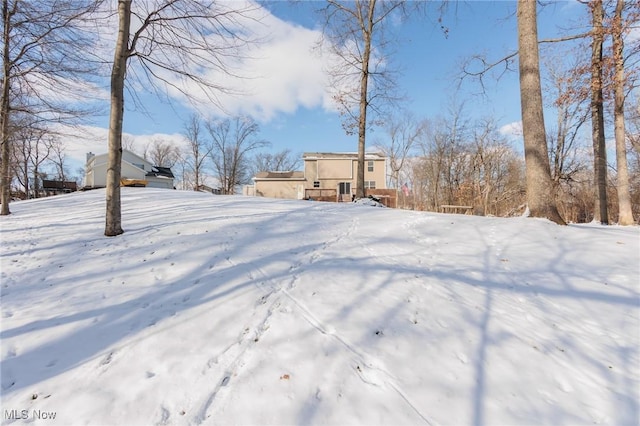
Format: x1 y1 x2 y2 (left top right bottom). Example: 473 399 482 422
1 188 638 426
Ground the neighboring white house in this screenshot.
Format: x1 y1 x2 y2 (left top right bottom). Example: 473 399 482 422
84 150 175 189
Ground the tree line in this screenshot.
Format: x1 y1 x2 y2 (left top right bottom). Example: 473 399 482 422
133 115 299 195
5 112 299 198
372 0 638 225
1 1 637 236
377 98 640 224
8 124 83 199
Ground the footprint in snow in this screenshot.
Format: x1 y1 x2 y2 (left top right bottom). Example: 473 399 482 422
101 351 115 366
279 305 293 314
157 406 170 425
555 376 574 393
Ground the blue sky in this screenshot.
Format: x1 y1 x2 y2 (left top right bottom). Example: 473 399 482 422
69 1 587 168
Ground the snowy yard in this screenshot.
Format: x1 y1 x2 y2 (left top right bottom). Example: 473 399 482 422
1 188 638 425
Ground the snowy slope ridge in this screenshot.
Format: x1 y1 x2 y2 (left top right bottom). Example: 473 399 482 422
1 188 638 426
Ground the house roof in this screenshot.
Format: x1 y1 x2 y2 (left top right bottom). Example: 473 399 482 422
86 149 152 167
253 171 305 180
146 166 175 179
302 152 386 160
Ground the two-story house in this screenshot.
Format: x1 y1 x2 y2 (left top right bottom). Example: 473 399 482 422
252 152 387 202
84 150 175 189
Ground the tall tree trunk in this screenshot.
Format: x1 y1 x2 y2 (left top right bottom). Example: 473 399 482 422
517 0 565 224
356 0 375 199
104 0 130 237
194 157 199 191
32 168 40 198
612 0 635 225
1 0 12 215
20 144 29 199
591 0 609 224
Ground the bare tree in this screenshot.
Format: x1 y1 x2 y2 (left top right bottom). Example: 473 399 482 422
105 0 257 236
517 0 565 224
611 0 635 225
588 0 609 224
10 123 52 198
1 0 101 215
183 114 211 191
250 149 300 175
626 96 640 220
121 134 137 152
414 117 463 211
375 112 422 208
49 138 69 182
545 55 590 186
146 138 181 168
415 119 448 211
11 125 53 199
321 0 412 199
469 119 521 216
205 116 268 195
410 113 526 216
541 49 591 222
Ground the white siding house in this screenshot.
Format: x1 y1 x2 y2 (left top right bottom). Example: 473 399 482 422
84 150 174 189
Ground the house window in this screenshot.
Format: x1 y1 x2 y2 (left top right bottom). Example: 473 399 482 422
338 182 351 195
368 161 374 172
313 181 320 188
364 181 376 189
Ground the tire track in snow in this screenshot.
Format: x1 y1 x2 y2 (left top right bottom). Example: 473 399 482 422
278 286 435 425
192 260 280 425
249 214 436 425
336 213 439 424
196 210 435 424
194 206 345 423
191 206 347 423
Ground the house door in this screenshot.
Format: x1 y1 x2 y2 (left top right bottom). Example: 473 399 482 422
338 182 351 202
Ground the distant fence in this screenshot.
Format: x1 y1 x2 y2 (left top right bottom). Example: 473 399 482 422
304 188 397 208
305 188 337 202
365 189 396 208
440 205 473 215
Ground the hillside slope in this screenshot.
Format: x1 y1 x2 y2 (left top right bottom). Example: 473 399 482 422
1 189 638 425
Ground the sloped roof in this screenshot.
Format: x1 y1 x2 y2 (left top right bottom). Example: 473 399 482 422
86 149 152 168
302 152 386 160
254 171 305 180
146 166 174 179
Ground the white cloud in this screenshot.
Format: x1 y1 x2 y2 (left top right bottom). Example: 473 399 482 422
25 72 109 106
40 1 336 131
218 20 332 119
54 124 188 171
42 2 340 172
499 121 523 140
151 1 334 122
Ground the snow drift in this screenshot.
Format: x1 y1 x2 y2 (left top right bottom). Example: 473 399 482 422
1 188 638 425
